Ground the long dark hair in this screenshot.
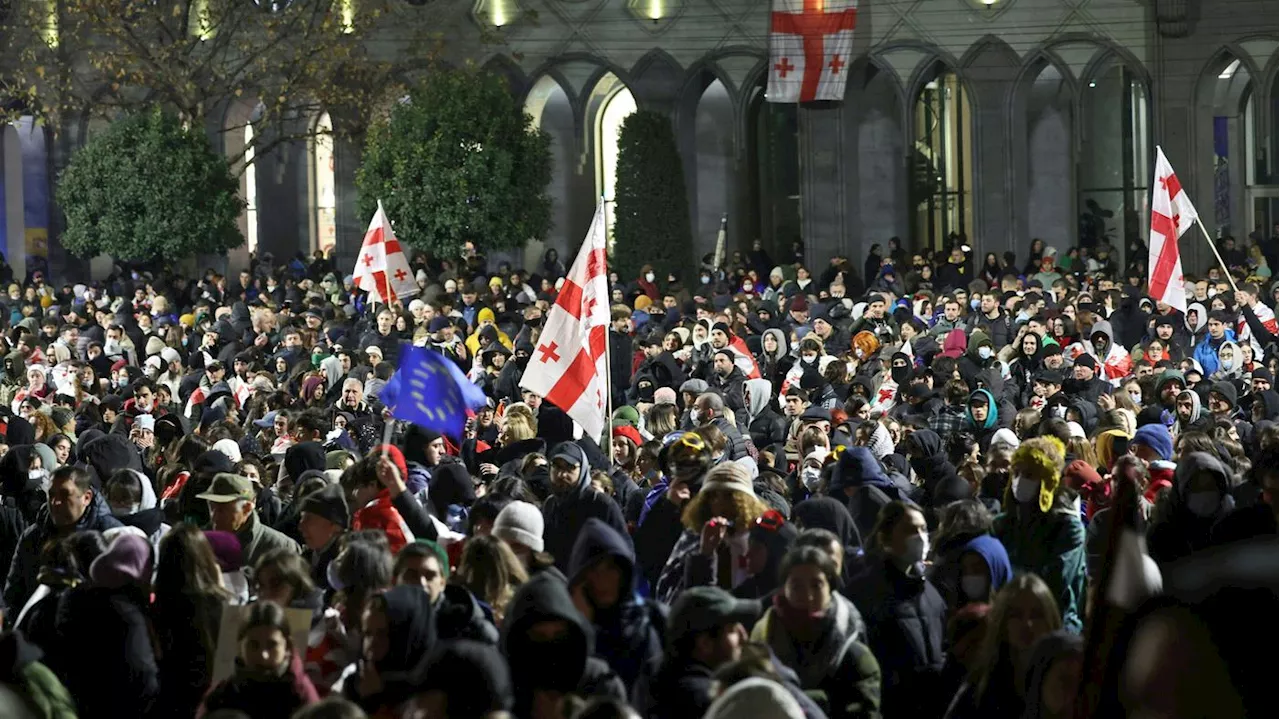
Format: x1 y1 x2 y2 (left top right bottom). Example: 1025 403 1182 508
155 522 231 602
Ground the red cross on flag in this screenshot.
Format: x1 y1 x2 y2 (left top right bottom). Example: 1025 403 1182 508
1148 147 1198 315
519 202 610 439
768 0 857 103
354 200 419 305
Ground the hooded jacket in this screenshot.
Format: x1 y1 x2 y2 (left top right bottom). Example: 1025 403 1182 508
344 585 436 713
746 378 789 450
567 518 666 693
1073 319 1133 385
501 572 625 716
830 447 916 542
904 430 962 511
1147 451 1236 566
542 443 629 573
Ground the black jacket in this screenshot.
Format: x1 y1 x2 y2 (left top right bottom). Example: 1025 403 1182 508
709 367 748 413
152 589 224 718
542 444 630 573
749 406 790 450
52 585 159 719
4 494 122 614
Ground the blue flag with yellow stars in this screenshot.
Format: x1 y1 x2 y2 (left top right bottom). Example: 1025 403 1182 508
378 345 486 438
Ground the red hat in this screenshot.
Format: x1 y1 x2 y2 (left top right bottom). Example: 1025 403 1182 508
611 425 642 447
790 295 809 313
110 359 128 373
375 444 408 483
1062 459 1102 490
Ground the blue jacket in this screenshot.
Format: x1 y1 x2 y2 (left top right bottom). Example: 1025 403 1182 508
1193 328 1236 376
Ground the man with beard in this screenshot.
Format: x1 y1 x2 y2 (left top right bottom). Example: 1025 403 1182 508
631 334 686 403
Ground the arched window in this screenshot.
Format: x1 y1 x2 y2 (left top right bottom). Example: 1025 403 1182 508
312 112 336 255
912 64 973 251
594 76 636 244
1079 56 1149 261
747 79 800 258
243 123 259 254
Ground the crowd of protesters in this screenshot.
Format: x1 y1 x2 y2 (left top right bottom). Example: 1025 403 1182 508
0 231 1272 719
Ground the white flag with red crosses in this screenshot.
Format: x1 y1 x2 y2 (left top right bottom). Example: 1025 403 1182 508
519 202 610 439
768 0 858 103
354 200 419 305
1148 147 1197 315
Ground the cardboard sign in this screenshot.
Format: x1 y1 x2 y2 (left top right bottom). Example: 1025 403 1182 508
211 603 314 684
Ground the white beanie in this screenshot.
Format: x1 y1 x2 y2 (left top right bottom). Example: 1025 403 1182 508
492 501 544 553
705 678 804 719
213 438 243 464
991 428 1021 452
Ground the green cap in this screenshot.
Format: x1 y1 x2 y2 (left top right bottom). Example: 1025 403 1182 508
667 586 759 647
196 473 255 504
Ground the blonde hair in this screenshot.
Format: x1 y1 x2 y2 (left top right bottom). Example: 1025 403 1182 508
456 535 528 627
503 413 536 443
974 573 1062 698
681 486 769 533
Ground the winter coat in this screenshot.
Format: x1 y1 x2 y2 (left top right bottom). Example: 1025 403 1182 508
567 518 666 693
152 589 225 718
0 630 76 719
53 585 159 719
746 378 789 450
502 572 626 717
846 552 947 719
633 493 686 593
235 510 301 572
4 493 122 614
752 592 880 719
829 447 916 542
199 652 319 719
540 443 628 567
991 502 1087 632
1148 451 1237 566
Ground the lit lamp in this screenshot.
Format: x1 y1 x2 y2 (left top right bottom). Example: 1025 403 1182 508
649 0 662 21
492 0 507 27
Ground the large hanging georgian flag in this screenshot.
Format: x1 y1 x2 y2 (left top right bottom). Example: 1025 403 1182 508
1148 147 1197 315
354 200 419 305
519 202 610 439
768 0 858 103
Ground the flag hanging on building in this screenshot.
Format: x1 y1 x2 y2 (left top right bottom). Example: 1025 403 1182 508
1148 147 1197 315
354 200 419 305
519 202 610 439
378 345 487 439
768 0 857 103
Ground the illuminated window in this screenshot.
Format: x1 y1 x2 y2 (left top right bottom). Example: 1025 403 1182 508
313 113 336 254
597 85 636 244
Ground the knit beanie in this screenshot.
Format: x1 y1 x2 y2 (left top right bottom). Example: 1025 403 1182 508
701 462 755 498
1132 423 1174 462
89 534 153 589
705 678 805 719
492 501 544 553
299 484 350 529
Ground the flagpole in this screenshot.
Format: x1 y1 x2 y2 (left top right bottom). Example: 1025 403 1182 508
601 196 614 446
1189 216 1241 293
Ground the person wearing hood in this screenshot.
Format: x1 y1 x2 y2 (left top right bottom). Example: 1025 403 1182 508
829 446 916 542
343 584 437 715
104 467 169 555
1072 319 1132 386
1147 451 1237 566
52 533 158 718
751 544 880 719
501 572 626 718
991 437 1086 632
542 442 629 574
567 518 666 694
1172 388 1210 436
757 327 794 389
745 378 788 450
903 430 963 512
964 388 1002 454
1210 339 1244 381
3 465 122 615
630 334 687 403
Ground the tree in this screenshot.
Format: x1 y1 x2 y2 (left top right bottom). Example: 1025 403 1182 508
612 110 693 285
57 110 244 262
0 0 451 170
356 68 551 256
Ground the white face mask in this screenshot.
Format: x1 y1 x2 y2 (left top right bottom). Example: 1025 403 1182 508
689 409 701 423
960 574 989 600
1129 391 1143 405
802 354 817 364
1013 474 1040 504
1187 491 1220 517
978 346 994 360
900 531 929 565
645 272 655 283
801 467 822 491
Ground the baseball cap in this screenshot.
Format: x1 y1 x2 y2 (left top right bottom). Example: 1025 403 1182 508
196 473 256 504
668 586 760 646
253 410 278 429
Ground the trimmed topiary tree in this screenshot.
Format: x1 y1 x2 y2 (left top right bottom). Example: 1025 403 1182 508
356 68 552 257
57 110 244 262
611 110 693 286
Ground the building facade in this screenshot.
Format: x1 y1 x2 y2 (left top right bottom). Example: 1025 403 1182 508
1 0 1276 281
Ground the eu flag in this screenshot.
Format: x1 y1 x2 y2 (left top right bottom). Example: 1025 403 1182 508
378 346 486 438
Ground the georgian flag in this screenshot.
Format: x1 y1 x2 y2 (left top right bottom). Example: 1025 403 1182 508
519 203 610 439
1148 147 1197 315
354 200 419 305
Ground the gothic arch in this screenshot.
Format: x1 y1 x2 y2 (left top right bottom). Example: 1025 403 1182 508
481 54 528 97
522 73 577 258
1010 54 1076 249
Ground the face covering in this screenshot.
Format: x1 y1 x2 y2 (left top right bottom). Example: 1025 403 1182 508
978 346 994 360
899 532 929 566
645 272 655 283
801 467 821 491
28 469 50 492
700 275 711 285
1221 358 1235 372
960 574 989 600
802 354 817 365
970 298 981 310
1012 474 1040 504
1129 391 1143 405
689 409 700 424
1186 491 1220 517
